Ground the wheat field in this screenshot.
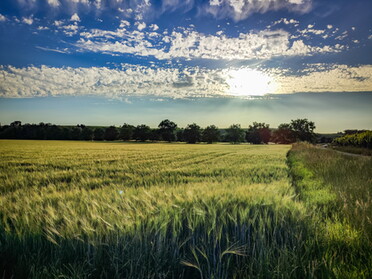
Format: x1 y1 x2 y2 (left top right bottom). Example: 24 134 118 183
0 140 370 278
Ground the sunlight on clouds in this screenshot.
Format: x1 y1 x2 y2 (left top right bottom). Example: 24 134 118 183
0 64 371 99
226 69 277 96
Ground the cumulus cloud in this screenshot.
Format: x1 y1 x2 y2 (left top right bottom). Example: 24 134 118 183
268 18 299 28
70 13 80 22
1 64 371 99
22 16 34 25
14 0 312 22
76 25 344 60
205 0 312 21
0 64 229 98
274 64 372 93
135 22 146 31
0 14 7 22
47 0 60 8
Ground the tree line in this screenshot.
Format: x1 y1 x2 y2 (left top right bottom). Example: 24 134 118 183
0 119 317 144
332 130 372 149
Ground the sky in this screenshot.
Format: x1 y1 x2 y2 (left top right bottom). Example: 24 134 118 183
0 0 371 132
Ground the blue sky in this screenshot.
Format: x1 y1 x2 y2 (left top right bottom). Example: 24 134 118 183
0 0 371 132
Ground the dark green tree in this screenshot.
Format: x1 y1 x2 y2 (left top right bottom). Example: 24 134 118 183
202 125 220 144
290 119 316 143
225 124 245 144
176 129 184 142
158 119 177 142
81 127 94 141
71 126 82 140
271 124 296 144
245 122 271 144
149 129 161 142
104 126 119 141
133 124 151 141
183 123 202 144
94 128 105 141
119 123 134 141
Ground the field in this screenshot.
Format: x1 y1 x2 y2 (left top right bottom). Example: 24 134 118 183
0 140 371 278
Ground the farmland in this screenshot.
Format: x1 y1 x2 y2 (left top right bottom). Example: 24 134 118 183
0 140 371 278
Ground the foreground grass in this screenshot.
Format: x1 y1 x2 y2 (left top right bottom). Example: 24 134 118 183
288 143 372 278
0 140 371 278
331 145 372 156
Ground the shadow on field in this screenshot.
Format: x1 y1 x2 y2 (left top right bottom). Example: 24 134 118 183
0 201 331 279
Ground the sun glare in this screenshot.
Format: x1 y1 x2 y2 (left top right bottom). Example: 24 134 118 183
226 68 276 97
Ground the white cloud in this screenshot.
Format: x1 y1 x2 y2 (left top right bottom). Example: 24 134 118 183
0 64 229 98
62 23 79 36
150 24 159 31
16 0 312 22
22 17 34 25
76 25 344 60
119 20 130 28
206 0 312 21
37 26 49 30
70 13 80 22
35 46 68 53
135 22 146 31
54 20 64 26
1 64 370 99
0 14 7 22
47 0 60 7
271 18 299 27
274 64 372 93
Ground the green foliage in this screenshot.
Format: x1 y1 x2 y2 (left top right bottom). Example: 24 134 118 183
104 126 119 141
288 143 372 278
290 119 316 143
202 125 220 144
225 124 245 144
158 119 177 142
183 123 202 144
271 123 296 144
93 127 105 141
119 123 134 141
333 130 372 149
245 122 271 144
81 126 94 141
133 124 151 141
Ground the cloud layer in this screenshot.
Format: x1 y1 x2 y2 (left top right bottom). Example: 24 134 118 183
1 64 371 99
206 0 312 21
15 0 312 21
75 22 345 60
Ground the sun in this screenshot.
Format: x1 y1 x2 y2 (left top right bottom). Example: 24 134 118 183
226 68 276 96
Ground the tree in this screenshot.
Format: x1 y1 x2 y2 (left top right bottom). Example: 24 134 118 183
133 124 151 141
149 129 161 142
176 129 184 142
10 121 22 127
119 123 134 141
81 127 94 141
104 126 119 141
271 123 296 144
245 122 271 144
158 119 177 142
202 125 220 143
94 128 105 141
71 126 82 140
290 118 316 143
225 124 245 144
183 123 202 144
